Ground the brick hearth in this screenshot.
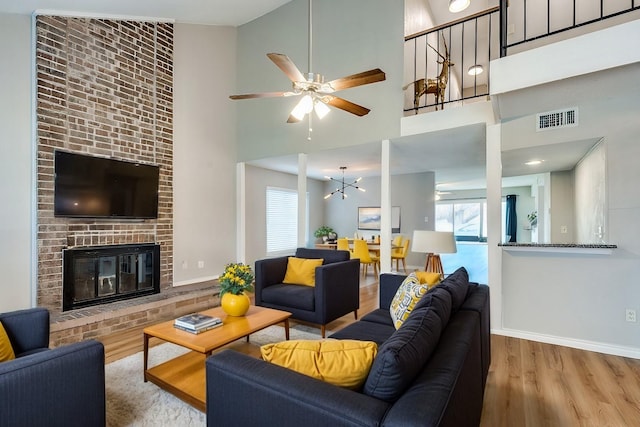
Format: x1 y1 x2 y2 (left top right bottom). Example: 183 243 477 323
50 281 221 348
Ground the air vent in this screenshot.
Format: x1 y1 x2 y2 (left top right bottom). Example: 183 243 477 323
536 107 578 131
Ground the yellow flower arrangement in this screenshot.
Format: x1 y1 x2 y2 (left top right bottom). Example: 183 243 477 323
219 263 254 297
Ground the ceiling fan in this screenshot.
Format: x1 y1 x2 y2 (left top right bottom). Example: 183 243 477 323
229 0 386 125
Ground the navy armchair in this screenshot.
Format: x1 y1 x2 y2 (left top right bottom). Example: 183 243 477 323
0 308 106 427
255 248 360 337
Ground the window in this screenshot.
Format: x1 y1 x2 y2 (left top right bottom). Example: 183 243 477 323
266 187 307 255
436 199 487 242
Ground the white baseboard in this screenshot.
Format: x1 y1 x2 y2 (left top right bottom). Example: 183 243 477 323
173 275 219 287
492 327 640 360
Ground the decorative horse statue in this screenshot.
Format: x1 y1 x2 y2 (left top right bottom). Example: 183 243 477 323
403 36 453 111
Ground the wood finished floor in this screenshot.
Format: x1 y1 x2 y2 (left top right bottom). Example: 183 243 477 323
98 277 640 426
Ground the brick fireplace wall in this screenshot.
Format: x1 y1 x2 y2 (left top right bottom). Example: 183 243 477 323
36 16 174 316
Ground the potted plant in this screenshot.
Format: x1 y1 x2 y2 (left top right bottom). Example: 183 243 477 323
314 225 335 242
219 263 254 316
527 211 538 227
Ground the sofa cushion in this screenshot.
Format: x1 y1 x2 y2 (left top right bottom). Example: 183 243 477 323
260 339 378 389
389 273 430 329
261 283 315 311
283 257 324 287
363 290 450 402
0 322 15 362
436 267 469 312
329 317 396 346
360 308 394 327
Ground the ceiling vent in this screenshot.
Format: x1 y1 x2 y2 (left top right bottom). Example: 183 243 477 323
536 107 578 131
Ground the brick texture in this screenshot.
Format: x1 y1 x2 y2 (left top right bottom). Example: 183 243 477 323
36 16 174 326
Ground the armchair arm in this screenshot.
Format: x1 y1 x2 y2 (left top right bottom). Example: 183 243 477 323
254 256 289 306
0 308 50 355
0 340 105 427
315 259 360 323
206 350 388 427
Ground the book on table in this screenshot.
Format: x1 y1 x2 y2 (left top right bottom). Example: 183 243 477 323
174 313 222 330
174 321 223 334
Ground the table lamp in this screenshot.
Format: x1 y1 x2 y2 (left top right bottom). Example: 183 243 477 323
411 230 457 277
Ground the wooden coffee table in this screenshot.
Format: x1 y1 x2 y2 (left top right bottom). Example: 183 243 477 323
143 305 291 411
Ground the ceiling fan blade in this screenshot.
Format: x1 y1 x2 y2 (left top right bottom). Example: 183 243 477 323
286 114 301 124
325 96 371 116
229 91 297 100
326 69 386 92
267 53 306 83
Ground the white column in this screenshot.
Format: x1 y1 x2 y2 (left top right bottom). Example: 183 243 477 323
379 139 392 273
486 124 503 332
236 162 246 263
298 153 308 248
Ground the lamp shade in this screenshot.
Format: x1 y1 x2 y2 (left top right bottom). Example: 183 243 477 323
411 231 457 254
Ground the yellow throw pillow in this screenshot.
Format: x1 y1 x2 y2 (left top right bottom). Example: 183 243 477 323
415 271 442 288
390 272 430 329
0 322 16 362
261 339 378 389
282 257 324 287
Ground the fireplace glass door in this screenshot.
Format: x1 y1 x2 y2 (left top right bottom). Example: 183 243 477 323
63 244 160 311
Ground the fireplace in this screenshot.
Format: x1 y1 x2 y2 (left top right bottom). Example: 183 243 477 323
63 243 160 311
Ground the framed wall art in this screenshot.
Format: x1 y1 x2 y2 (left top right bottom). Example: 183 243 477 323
358 206 401 233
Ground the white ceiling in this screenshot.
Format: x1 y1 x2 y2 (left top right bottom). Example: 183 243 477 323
0 0 293 26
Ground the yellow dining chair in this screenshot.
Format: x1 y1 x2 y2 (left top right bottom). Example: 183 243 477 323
352 239 379 277
337 237 350 251
391 235 404 258
391 238 411 274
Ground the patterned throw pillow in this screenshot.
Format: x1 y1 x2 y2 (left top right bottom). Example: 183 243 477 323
415 271 441 288
389 272 430 329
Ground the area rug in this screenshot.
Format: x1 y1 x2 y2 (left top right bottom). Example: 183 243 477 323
105 324 324 426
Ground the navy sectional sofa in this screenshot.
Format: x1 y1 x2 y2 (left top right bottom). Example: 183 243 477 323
206 267 490 427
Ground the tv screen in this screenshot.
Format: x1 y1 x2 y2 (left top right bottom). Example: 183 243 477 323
54 151 160 219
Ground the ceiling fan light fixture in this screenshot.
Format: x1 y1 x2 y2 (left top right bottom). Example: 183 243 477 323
291 94 314 120
449 0 471 13
314 99 330 119
468 64 483 75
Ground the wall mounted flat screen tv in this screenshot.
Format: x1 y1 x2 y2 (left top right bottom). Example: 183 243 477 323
54 151 160 219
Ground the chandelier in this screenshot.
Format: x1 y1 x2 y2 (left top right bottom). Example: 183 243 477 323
324 167 365 200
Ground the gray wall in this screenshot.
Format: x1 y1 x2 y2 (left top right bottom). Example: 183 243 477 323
501 79 640 352
550 170 575 243
244 165 325 265
173 24 239 285
574 140 606 243
324 171 435 268
0 14 32 312
234 0 404 161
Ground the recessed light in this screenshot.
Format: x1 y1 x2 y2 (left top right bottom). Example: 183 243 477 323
525 160 543 166
468 65 483 76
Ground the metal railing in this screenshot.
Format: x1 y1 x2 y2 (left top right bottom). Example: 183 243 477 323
403 7 500 114
501 0 640 56
404 1 639 113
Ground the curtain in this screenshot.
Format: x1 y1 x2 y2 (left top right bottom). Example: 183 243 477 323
506 195 517 242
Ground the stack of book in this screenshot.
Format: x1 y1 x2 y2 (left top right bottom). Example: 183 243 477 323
174 313 222 334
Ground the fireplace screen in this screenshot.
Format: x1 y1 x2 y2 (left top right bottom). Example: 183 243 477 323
63 244 160 311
